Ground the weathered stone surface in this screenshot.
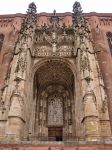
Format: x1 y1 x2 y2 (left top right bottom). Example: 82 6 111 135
0 1 112 148
0 144 112 150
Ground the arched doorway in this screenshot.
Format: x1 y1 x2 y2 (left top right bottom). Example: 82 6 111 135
32 60 75 141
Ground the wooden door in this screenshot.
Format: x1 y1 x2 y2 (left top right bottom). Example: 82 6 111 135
48 127 62 141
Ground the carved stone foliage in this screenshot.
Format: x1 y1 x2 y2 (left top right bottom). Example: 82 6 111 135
31 10 78 57
15 55 26 74
32 27 75 57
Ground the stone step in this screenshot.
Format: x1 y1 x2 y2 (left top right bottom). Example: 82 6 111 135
49 147 63 150
0 145 112 150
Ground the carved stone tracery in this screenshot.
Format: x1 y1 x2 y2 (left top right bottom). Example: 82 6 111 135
33 27 75 57
48 94 63 126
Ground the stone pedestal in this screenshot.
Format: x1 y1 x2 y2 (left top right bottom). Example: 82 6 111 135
5 94 25 142
6 116 24 142
82 90 100 141
83 116 100 141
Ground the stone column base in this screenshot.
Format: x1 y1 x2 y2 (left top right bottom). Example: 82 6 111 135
5 116 25 142
82 116 100 141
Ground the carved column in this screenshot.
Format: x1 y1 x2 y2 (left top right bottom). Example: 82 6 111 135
72 2 100 140
43 94 47 139
80 46 100 140
63 95 68 139
0 2 37 141
96 63 111 138
82 86 100 141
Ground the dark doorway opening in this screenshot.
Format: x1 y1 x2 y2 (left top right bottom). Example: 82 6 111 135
48 127 63 141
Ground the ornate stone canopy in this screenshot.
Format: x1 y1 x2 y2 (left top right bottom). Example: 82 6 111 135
35 60 74 89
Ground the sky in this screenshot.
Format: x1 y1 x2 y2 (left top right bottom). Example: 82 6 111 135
0 0 112 15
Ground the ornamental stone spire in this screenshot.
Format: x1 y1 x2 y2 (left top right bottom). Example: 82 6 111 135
26 2 37 23
21 2 37 30
20 2 37 33
72 1 84 26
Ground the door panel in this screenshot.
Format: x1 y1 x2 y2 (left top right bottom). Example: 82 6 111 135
48 127 62 141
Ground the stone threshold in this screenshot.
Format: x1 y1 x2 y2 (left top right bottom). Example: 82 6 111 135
0 140 112 146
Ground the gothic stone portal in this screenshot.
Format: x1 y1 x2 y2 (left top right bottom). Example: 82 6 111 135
31 60 75 141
